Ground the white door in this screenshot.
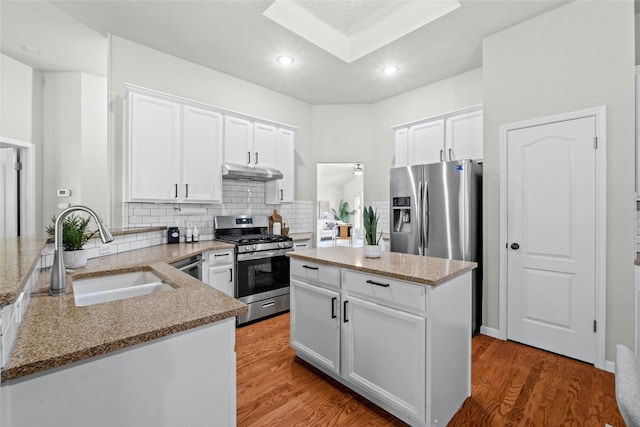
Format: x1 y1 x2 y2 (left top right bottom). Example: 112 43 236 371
182 106 223 202
0 148 18 238
276 128 294 202
395 128 409 167
507 116 596 363
409 119 445 165
207 265 233 296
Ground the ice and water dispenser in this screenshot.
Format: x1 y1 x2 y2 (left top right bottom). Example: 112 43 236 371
392 197 412 233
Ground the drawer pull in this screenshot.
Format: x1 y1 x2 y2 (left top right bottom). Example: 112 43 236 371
331 297 337 319
262 300 275 308
214 254 229 257
343 301 349 323
303 265 319 270
366 279 390 288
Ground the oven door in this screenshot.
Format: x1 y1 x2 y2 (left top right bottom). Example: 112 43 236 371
236 249 291 303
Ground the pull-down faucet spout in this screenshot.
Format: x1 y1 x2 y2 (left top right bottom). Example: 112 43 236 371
50 205 114 296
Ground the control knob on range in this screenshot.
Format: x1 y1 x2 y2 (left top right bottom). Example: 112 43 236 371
278 242 285 248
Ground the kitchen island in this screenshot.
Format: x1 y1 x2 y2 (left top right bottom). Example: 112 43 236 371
287 247 476 427
1 240 246 427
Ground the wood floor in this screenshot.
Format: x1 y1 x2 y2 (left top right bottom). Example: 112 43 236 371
236 313 625 426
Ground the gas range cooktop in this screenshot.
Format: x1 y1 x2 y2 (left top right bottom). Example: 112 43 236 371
214 215 293 251
216 233 292 245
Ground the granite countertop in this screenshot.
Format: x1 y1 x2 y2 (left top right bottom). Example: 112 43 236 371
287 247 477 286
1 236 49 305
2 241 246 382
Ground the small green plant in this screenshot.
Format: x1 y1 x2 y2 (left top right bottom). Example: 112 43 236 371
332 199 356 223
45 214 97 251
363 206 381 245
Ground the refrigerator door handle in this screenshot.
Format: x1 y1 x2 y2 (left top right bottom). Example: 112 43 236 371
424 182 430 250
417 181 424 256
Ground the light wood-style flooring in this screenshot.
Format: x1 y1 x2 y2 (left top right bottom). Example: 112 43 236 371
236 313 625 426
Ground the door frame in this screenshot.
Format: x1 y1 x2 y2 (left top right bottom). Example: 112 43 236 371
498 106 607 369
0 136 36 237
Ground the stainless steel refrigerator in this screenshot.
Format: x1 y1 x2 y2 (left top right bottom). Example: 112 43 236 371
390 160 482 334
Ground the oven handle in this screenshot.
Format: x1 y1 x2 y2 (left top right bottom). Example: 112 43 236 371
174 258 205 272
237 248 293 261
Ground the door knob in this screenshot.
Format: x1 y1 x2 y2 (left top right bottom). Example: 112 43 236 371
510 243 520 250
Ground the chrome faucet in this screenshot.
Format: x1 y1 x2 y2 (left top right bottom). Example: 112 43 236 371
50 205 114 296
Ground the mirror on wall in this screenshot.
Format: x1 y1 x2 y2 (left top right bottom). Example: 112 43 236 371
316 163 364 248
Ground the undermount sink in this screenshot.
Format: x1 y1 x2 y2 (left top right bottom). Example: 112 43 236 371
73 271 175 307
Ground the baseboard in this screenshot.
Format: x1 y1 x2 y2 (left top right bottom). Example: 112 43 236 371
604 359 615 373
480 326 503 340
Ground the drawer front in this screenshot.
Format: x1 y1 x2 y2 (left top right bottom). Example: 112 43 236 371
343 270 427 314
290 259 340 290
207 249 234 266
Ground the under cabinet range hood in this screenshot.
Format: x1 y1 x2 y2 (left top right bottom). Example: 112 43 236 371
221 163 283 181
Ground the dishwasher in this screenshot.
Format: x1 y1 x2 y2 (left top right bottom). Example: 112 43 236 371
170 254 204 280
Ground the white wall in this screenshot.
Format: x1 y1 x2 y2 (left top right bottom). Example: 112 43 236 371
0 53 33 142
483 0 636 359
42 72 108 225
108 36 313 227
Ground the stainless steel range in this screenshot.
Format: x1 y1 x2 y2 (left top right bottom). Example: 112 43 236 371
214 215 293 325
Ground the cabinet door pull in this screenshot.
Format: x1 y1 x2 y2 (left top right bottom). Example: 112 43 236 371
448 148 453 160
214 253 228 257
255 152 259 164
247 151 251 164
229 268 233 282
331 297 337 319
280 189 283 200
366 279 390 287
302 265 319 270
175 183 178 198
343 301 349 322
185 183 189 198
439 150 444 162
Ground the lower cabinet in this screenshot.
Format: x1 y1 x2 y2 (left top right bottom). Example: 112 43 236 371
343 295 426 423
290 258 471 427
290 278 340 374
292 239 311 251
204 249 234 296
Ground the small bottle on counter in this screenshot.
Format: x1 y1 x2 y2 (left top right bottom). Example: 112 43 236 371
186 223 192 243
192 224 199 242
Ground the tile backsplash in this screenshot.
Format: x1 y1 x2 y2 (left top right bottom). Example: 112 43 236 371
122 180 314 241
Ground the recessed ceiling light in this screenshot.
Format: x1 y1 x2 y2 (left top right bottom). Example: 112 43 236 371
381 65 400 75
276 55 295 66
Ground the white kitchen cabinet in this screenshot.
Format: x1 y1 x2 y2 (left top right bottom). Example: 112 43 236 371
223 118 280 170
445 109 483 162
342 295 426 423
394 106 483 167
289 258 472 427
123 86 223 203
204 249 234 296
126 92 181 200
265 128 295 204
292 239 311 251
290 278 341 375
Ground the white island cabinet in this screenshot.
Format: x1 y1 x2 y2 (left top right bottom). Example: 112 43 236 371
289 248 475 427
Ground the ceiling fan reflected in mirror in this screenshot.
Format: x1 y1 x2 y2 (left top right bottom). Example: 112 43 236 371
353 164 363 176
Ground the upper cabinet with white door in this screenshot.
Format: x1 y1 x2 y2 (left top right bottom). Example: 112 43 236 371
394 105 483 167
223 118 279 170
122 85 223 203
265 128 295 204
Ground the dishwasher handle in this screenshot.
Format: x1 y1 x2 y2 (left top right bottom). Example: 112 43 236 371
175 258 205 272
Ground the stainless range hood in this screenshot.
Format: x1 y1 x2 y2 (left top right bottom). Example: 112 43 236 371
221 163 283 181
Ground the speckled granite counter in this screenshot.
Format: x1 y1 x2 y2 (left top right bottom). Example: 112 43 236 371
287 247 476 286
1 237 49 305
2 241 246 382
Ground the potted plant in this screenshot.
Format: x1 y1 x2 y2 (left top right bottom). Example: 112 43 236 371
45 213 97 268
363 206 382 258
332 199 356 223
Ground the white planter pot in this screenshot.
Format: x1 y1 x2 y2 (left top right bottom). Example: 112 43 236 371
364 244 382 259
63 249 88 268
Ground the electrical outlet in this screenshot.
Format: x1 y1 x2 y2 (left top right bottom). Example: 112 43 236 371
99 244 112 255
